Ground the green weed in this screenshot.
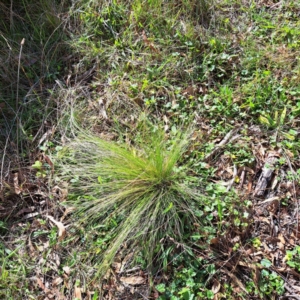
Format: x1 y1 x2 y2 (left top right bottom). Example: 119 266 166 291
0 241 31 299
285 246 300 272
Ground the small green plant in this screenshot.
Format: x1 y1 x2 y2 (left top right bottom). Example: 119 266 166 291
259 106 287 130
155 255 218 300
32 160 47 178
60 122 204 277
257 259 285 297
285 246 300 271
252 237 261 249
0 242 30 299
259 269 284 296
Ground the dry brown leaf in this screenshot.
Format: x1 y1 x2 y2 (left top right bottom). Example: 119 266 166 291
36 277 50 293
38 127 54 146
36 277 45 290
121 252 134 271
44 240 50 249
112 262 122 273
63 266 71 275
52 185 69 202
60 207 74 221
53 277 63 286
212 279 221 294
36 240 50 252
49 252 61 268
262 242 271 253
116 284 125 292
182 86 196 97
120 276 145 285
16 206 35 217
63 274 70 289
74 286 82 299
13 173 21 194
52 287 66 300
142 30 158 53
286 268 300 278
153 289 159 299
27 235 36 257
254 265 260 287
291 285 300 292
46 215 66 242
289 233 296 245
277 233 285 250
247 180 253 193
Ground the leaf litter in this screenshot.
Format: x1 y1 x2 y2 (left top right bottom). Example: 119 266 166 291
1 121 299 299
1 2 300 299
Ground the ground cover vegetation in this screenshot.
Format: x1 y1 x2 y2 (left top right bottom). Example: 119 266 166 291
1 0 300 299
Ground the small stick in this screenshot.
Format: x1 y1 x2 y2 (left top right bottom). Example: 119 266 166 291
204 127 240 162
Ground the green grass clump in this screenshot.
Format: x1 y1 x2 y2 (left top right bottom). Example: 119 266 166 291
61 123 203 276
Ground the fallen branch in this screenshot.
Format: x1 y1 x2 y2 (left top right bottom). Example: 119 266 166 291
254 151 280 197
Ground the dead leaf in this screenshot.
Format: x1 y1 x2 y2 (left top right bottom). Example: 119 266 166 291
46 215 66 242
142 30 158 53
13 173 21 194
182 86 196 97
23 212 39 219
212 280 221 294
37 240 50 252
121 252 134 272
27 235 36 257
35 277 50 293
116 284 125 293
38 127 54 146
291 285 300 292
60 207 74 221
277 233 285 250
52 185 69 202
53 277 63 286
63 274 70 289
36 277 45 290
74 286 82 299
120 276 145 285
247 180 253 193
98 98 108 119
48 252 61 269
63 266 71 275
112 262 122 273
153 289 159 299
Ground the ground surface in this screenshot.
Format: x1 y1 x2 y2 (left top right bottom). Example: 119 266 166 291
1 0 300 299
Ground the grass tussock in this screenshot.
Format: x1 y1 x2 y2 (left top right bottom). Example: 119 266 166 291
61 122 202 276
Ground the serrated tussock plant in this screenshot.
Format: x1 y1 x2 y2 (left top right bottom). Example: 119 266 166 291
61 124 204 277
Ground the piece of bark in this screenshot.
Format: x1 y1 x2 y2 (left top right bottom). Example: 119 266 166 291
254 152 280 196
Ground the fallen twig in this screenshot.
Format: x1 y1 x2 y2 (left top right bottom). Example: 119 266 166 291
205 127 240 162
